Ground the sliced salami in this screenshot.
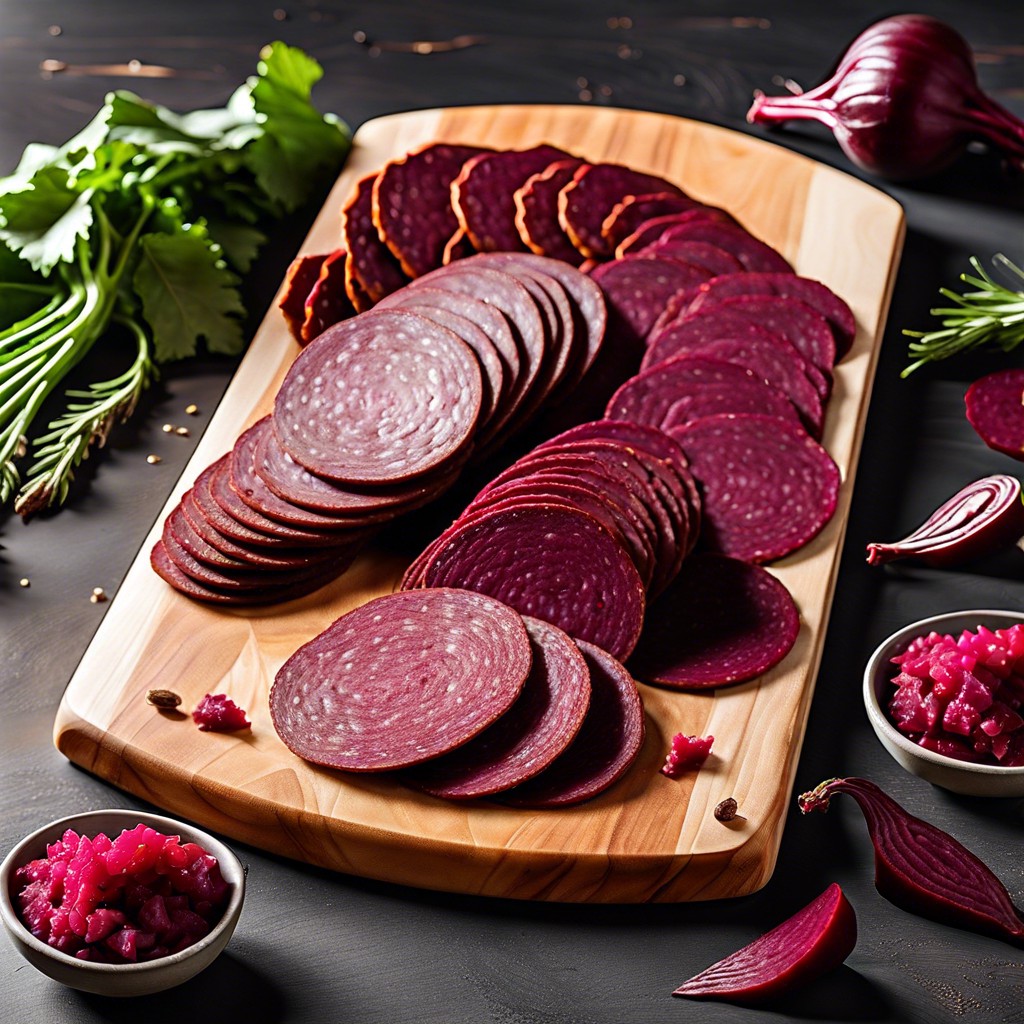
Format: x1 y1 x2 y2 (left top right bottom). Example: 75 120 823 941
632 238 744 277
501 639 645 807
301 248 355 345
372 142 490 278
514 157 588 265
648 220 794 274
964 368 1024 460
341 171 411 304
615 208 737 258
273 309 483 485
410 503 647 662
406 615 592 799
669 413 841 563
601 192 710 252
269 589 533 772
278 252 327 345
630 553 800 689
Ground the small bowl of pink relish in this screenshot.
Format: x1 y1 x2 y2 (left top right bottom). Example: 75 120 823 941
863 610 1024 797
1 808 245 997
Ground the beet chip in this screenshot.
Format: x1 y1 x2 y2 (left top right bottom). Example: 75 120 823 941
964 368 1024 460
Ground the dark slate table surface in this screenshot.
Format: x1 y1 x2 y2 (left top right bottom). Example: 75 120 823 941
2 2 1023 1022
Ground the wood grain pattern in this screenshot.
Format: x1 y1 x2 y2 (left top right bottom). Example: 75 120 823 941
53 105 905 903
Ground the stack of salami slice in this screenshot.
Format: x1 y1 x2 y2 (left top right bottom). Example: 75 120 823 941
269 587 645 806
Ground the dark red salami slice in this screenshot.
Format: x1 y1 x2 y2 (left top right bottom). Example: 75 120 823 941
442 226 476 264
341 171 411 304
606 354 802 433
274 309 483 485
301 248 355 345
406 615 592 799
633 238 744 277
630 553 800 689
372 142 490 278
412 503 647 662
615 208 737 258
669 413 841 563
269 588 533 772
278 252 328 345
501 639 645 807
558 163 686 259
650 220 794 274
452 144 573 253
588 255 713 350
514 157 588 265
601 192 709 252
964 368 1024 460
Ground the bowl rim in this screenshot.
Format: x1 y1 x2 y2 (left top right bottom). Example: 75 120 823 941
0 808 245 973
863 608 1024 778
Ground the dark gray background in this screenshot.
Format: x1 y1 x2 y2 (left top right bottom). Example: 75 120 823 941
2 2 1023 1022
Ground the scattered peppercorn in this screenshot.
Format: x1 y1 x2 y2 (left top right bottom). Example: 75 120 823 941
147 688 183 709
714 798 744 822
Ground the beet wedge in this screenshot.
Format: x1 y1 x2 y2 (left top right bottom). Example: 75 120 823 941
799 777 1024 947
673 883 857 1004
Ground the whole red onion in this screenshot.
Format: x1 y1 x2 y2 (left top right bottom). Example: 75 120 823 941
747 14 1024 181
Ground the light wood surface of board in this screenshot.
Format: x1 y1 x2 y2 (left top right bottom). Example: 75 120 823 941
53 105 905 903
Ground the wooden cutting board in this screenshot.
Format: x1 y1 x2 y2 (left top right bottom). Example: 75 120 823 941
53 105 905 903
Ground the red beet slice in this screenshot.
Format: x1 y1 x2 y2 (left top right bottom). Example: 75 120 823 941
964 368 1024 460
278 252 328 345
600 191 709 251
500 639 645 807
193 693 251 732
799 777 1024 947
630 553 800 689
514 157 588 265
371 142 490 278
270 589 533 772
273 309 483 485
558 162 686 259
411 503 647 662
451 144 573 252
671 412 840 562
405 616 592 799
661 733 714 777
341 171 411 304
672 883 857 1004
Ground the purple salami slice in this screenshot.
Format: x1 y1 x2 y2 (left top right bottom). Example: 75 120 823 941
633 238 745 277
514 157 588 265
301 249 355 345
964 369 1024 460
588 255 713 350
630 553 800 689
661 382 803 434
441 226 476 264
278 252 328 345
641 329 825 437
372 142 490 278
669 412 841 563
406 615 592 799
501 639 645 807
274 309 483 485
652 220 795 275
452 144 573 253
558 163 686 260
686 272 857 358
341 172 411 304
412 503 646 662
269 588 533 772
601 192 710 252
606 354 801 433
615 208 737 258
543 418 692 476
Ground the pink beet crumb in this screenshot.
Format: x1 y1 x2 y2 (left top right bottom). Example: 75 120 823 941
661 733 714 777
193 693 251 733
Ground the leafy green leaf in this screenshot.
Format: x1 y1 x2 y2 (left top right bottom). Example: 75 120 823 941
205 219 267 273
134 229 246 362
0 167 94 273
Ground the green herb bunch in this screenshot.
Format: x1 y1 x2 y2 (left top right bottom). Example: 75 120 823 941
0 42 349 517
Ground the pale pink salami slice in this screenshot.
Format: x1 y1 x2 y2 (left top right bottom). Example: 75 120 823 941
601 192 709 252
964 368 1024 459
371 142 490 278
341 171 411 304
514 157 588 265
501 639 645 807
630 553 800 689
406 616 591 799
273 309 483 485
451 144 573 252
269 588 533 772
669 413 841 563
412 503 646 661
558 163 686 259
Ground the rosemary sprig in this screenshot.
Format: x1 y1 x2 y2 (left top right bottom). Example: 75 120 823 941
902 254 1024 377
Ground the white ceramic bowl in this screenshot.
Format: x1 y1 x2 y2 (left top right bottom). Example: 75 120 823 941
1 809 245 997
863 609 1024 798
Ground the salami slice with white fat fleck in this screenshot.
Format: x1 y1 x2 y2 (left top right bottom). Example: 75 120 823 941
406 615 592 799
615 208 737 258
341 171 411 304
669 413 841 563
270 588 533 772
601 192 710 252
273 309 483 485
630 553 800 689
514 157 588 264
501 639 645 807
